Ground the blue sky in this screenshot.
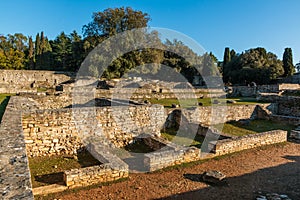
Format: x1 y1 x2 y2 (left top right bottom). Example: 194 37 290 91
0 0 300 63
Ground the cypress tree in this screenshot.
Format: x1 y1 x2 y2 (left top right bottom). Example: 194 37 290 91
223 47 231 67
35 33 40 69
283 48 295 76
28 36 34 69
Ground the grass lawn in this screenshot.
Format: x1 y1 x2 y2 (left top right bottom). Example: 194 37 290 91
28 151 101 188
147 97 266 108
161 119 294 146
213 119 295 137
0 94 11 122
161 128 204 148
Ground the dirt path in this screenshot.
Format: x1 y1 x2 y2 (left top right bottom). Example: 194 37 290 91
42 142 300 200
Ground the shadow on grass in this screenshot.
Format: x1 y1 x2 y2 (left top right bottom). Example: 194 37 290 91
30 150 101 188
0 95 10 123
34 172 64 186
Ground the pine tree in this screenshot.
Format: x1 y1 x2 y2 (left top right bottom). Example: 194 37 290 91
283 48 295 76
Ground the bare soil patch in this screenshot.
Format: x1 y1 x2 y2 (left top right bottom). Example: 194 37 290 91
36 142 300 200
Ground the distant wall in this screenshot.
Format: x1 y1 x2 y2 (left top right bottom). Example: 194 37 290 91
0 70 74 93
210 130 287 156
22 105 166 157
228 84 300 97
165 104 274 127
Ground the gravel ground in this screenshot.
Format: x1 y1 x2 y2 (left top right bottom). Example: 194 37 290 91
41 141 300 200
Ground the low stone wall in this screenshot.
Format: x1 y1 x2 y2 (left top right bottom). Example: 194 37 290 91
64 142 129 188
165 104 274 127
0 97 33 199
137 134 200 172
228 84 300 97
22 105 166 157
210 130 287 156
0 70 74 93
64 164 128 188
144 147 200 172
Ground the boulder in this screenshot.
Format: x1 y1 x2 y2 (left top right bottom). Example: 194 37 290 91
226 99 237 104
202 170 226 184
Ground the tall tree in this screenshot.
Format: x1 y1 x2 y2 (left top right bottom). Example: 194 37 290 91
282 48 295 76
27 36 34 69
223 47 231 73
83 7 150 38
51 32 72 71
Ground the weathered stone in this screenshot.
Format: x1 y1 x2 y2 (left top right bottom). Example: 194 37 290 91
202 170 226 184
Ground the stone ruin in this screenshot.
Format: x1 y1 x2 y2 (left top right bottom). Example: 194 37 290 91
0 70 299 199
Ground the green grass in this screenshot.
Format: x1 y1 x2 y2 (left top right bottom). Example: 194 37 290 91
161 128 204 148
147 97 265 108
29 151 101 188
213 119 295 137
37 87 48 92
0 94 11 122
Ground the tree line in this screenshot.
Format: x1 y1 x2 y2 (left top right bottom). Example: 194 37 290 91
0 7 299 85
222 47 298 85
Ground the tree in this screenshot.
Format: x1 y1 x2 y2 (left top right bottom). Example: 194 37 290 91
27 36 34 69
69 30 84 71
223 47 231 66
296 62 300 72
230 49 236 59
83 7 150 38
282 48 295 76
51 32 72 71
0 34 27 69
224 47 283 84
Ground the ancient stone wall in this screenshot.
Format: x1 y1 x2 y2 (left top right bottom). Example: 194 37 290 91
64 142 129 188
0 97 33 199
0 70 74 93
210 130 287 156
144 146 200 172
22 105 166 157
139 135 200 172
166 104 273 127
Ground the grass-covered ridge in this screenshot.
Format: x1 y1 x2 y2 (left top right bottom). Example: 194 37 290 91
147 97 267 108
28 151 101 188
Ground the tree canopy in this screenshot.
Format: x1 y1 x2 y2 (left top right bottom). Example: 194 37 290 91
0 6 298 86
223 47 284 84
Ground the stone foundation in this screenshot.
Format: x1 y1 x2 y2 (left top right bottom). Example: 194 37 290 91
22 105 166 157
136 134 201 172
210 130 287 156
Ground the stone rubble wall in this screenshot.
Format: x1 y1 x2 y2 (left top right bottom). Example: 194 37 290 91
0 70 74 93
64 142 129 188
228 84 300 97
22 105 166 157
136 134 200 172
166 104 274 126
144 146 200 172
64 164 128 188
0 97 33 200
210 130 287 156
